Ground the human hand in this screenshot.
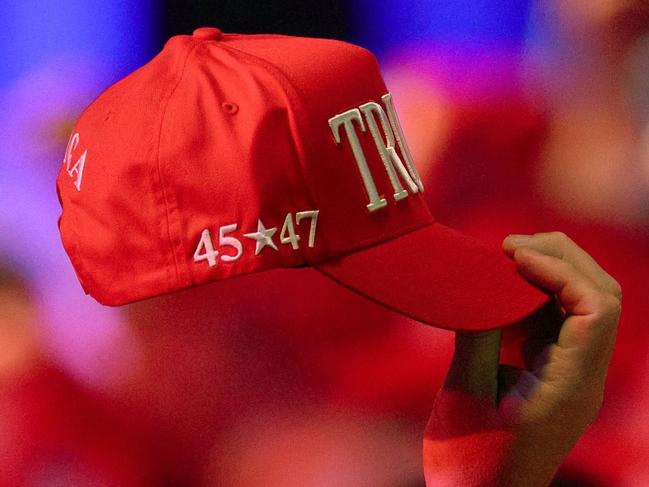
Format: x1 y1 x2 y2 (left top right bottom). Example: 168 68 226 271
423 232 621 487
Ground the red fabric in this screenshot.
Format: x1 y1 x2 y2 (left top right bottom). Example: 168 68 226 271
57 27 547 330
316 223 548 331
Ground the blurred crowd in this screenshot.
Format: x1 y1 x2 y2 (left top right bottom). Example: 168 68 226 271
1 0 648 485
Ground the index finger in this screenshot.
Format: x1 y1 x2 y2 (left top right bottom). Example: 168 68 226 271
512 247 620 370
503 232 621 298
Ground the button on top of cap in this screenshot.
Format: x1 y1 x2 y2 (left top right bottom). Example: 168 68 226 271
192 27 223 41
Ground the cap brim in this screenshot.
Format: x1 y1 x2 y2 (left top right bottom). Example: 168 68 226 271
314 223 550 332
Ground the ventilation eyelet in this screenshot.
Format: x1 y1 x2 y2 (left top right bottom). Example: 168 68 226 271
222 102 239 115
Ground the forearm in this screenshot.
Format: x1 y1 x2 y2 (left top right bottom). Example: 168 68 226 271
423 384 573 487
496 420 585 487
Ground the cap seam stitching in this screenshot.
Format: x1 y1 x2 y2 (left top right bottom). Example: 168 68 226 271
154 41 202 286
214 42 322 230
312 218 434 264
206 40 434 265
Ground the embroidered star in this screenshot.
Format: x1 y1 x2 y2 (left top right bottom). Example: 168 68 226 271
244 219 278 255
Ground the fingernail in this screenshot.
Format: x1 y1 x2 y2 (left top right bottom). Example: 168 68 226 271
506 234 531 245
518 246 543 257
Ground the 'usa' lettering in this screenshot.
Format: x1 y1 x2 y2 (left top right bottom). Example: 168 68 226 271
64 132 87 191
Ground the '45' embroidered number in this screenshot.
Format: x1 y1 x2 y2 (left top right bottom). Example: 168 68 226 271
193 223 243 267
193 210 319 268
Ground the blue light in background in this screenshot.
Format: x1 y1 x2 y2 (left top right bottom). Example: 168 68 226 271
0 0 157 272
0 0 157 387
0 0 157 88
352 0 532 54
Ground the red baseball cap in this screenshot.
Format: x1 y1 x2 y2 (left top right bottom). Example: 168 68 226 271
56 27 549 331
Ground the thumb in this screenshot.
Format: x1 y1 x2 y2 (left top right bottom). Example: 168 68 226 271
424 330 515 486
427 330 502 437
443 330 501 404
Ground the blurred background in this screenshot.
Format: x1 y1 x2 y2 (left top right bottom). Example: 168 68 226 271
1 0 648 485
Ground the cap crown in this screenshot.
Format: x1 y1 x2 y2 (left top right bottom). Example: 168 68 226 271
57 31 432 305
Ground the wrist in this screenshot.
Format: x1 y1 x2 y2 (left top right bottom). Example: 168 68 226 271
423 389 516 486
